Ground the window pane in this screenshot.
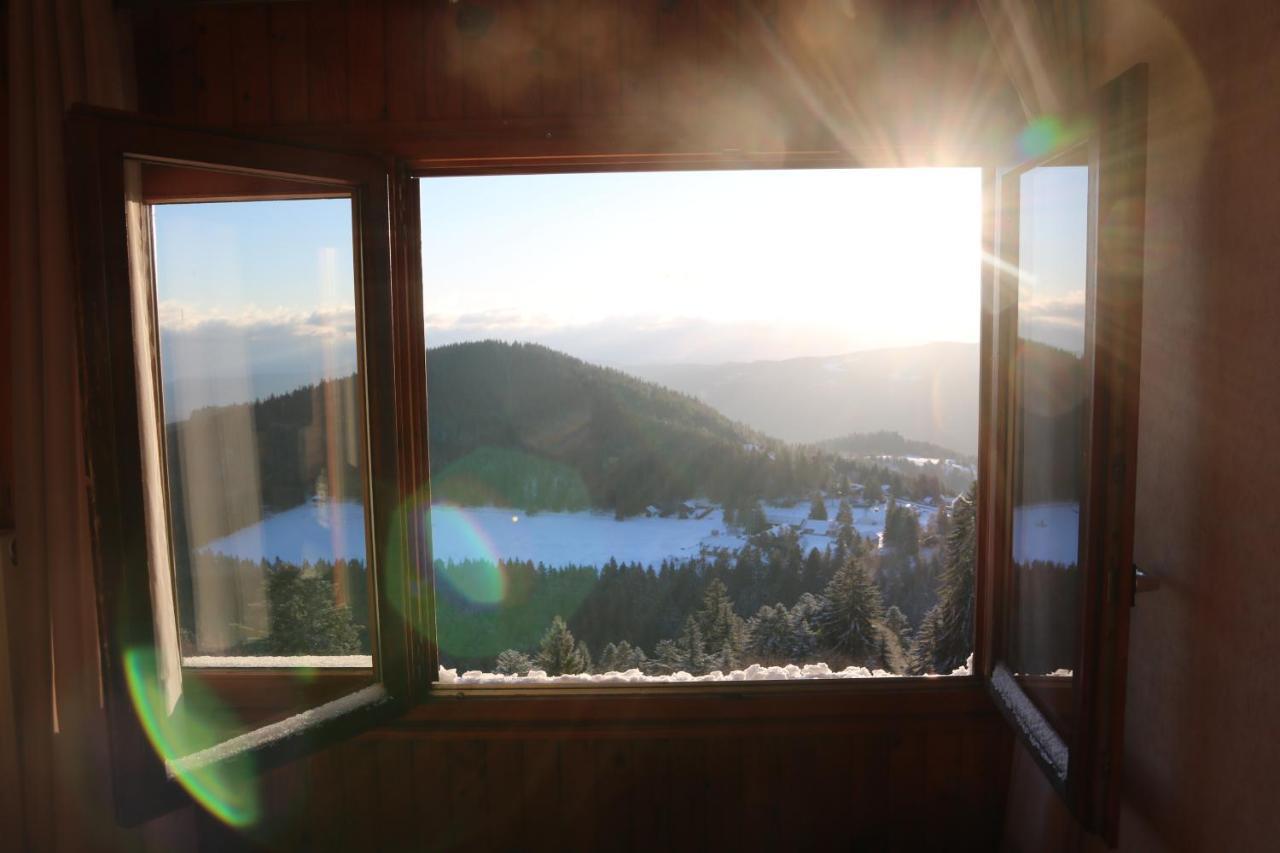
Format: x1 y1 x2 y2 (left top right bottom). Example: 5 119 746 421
421 169 982 684
148 176 373 668
1008 160 1090 732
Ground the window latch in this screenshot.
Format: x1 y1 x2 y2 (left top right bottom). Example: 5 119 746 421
1132 563 1160 605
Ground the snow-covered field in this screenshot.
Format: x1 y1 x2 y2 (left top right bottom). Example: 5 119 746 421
202 497 938 570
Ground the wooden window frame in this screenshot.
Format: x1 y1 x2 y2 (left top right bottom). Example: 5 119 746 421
69 86 1150 832
977 66 1148 843
67 107 433 825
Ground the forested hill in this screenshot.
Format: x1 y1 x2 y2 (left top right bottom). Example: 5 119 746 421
164 341 838 548
424 341 829 515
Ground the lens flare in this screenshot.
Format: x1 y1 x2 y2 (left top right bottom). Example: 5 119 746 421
1017 116 1092 160
429 503 507 606
123 648 260 827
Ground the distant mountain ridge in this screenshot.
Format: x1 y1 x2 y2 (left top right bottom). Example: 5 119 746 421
817 431 968 463
628 342 980 455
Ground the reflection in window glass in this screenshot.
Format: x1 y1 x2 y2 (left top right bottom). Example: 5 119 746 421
1008 164 1090 704
421 169 983 683
152 195 372 666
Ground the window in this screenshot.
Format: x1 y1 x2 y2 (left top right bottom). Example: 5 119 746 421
417 169 983 683
979 66 1148 841
68 113 427 825
70 64 1145 833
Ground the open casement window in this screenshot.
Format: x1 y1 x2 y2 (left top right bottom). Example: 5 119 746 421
67 108 432 826
978 66 1147 841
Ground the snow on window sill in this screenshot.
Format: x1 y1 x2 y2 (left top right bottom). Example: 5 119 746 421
167 684 387 776
438 655 973 686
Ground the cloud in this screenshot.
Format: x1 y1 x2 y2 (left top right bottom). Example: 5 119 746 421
1016 289 1086 352
157 301 358 340
421 310 865 366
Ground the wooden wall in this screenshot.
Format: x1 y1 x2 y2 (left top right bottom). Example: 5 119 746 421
130 0 1022 166
201 687 1012 851
1004 1 1280 850
112 3 1021 850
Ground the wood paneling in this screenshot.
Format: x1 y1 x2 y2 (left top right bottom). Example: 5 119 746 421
210 708 1010 851
133 0 1022 165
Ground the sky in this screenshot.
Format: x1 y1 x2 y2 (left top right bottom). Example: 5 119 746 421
1015 165 1090 355
419 168 983 365
146 167 1065 414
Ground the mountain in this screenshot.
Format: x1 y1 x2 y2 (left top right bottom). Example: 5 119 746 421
817 431 967 463
423 341 829 516
165 341 840 551
627 342 980 455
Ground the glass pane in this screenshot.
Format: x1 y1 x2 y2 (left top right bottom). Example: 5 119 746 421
421 169 983 684
145 166 373 669
1008 157 1090 733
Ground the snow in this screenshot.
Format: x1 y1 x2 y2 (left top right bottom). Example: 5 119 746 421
433 660 959 686
1011 502 1080 567
167 684 387 776
202 501 368 563
202 497 933 570
183 655 373 668
991 663 1068 779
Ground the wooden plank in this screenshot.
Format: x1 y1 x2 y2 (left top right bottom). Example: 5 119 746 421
520 740 561 851
618 0 660 115
629 738 669 850
697 0 742 99
445 740 487 849
385 0 427 121
592 738 634 850
500 0 542 118
705 735 743 850
340 740 379 847
193 5 234 126
666 737 708 850
483 740 525 848
411 739 452 852
347 0 387 121
425 0 465 119
307 0 349 123
269 3 309 124
231 4 272 126
653 0 701 118
579 0 620 116
558 739 598 850
538 0 580 116
374 738 416 852
461 0 504 119
131 9 174 117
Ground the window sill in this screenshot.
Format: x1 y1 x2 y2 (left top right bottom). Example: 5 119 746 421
382 675 997 737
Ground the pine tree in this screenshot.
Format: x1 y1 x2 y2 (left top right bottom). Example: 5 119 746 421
836 498 853 526
494 649 534 676
743 502 769 536
909 483 977 675
695 578 745 670
786 604 818 660
257 565 360 655
599 640 647 673
535 615 590 675
884 605 912 646
809 494 828 521
746 604 792 660
651 616 712 675
814 552 885 663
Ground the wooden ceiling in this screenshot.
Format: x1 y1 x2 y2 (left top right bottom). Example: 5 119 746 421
129 1 1024 166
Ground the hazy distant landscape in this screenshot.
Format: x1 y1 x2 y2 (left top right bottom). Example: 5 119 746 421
630 341 979 454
